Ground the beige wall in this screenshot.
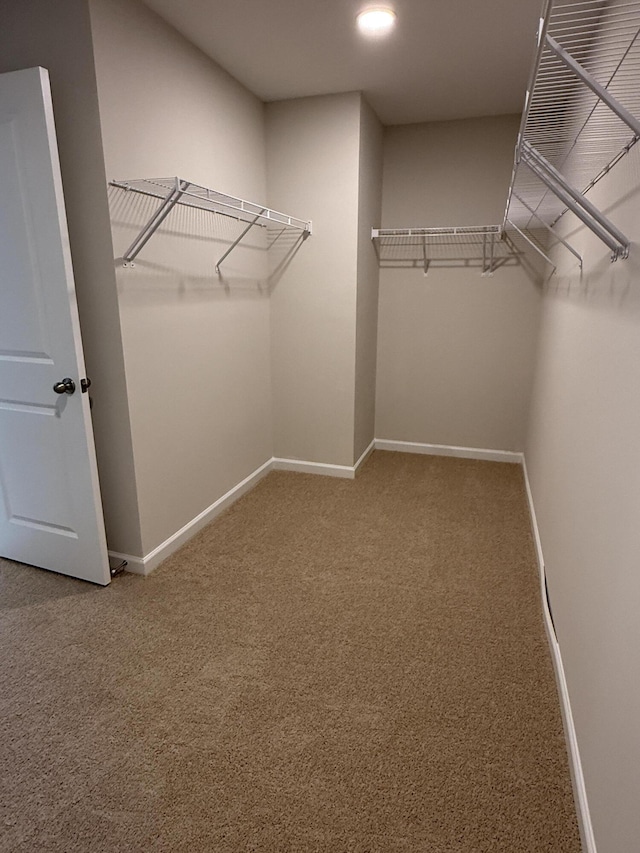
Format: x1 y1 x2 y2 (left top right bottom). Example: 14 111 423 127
90 0 273 554
525 143 640 853
354 99 383 461
376 116 541 452
266 94 362 467
0 0 143 556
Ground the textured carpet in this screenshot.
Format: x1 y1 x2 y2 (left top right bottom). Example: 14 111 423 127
0 451 581 852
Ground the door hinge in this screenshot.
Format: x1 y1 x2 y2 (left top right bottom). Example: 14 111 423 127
81 377 91 393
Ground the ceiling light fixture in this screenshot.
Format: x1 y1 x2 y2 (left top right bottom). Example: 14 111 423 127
356 7 397 38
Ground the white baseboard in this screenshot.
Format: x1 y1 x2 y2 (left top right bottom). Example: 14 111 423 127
272 457 356 479
374 438 523 464
110 447 378 577
107 438 594 851
521 457 597 853
274 438 376 479
107 549 145 575
109 440 521 577
354 439 375 472
109 458 273 577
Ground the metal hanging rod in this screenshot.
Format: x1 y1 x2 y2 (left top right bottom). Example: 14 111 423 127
521 141 629 258
374 2 640 279
109 176 312 270
504 0 640 264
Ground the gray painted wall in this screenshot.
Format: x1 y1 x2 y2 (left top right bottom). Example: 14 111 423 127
375 116 541 452
0 0 143 556
525 143 640 853
266 93 362 467
89 0 273 555
354 99 383 462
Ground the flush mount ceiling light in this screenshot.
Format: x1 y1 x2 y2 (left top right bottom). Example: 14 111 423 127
356 7 397 38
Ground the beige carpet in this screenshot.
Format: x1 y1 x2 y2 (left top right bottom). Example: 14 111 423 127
0 451 581 852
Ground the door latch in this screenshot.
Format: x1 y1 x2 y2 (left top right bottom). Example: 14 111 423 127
81 377 93 409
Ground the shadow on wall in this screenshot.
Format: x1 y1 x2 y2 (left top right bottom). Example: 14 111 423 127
545 244 640 318
547 172 640 320
372 227 563 288
107 185 306 296
538 123 640 317
267 227 307 291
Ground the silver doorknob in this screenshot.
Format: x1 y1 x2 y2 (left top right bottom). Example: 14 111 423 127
53 377 76 395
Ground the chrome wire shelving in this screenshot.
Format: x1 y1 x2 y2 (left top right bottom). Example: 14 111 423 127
109 177 312 272
371 226 518 275
504 0 640 263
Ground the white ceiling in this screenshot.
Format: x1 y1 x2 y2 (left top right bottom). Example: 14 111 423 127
141 0 544 126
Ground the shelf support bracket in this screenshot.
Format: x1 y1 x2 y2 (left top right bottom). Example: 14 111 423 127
506 219 556 269
123 178 190 263
545 35 640 139
215 208 266 274
481 230 497 276
521 141 629 260
513 193 583 268
422 238 430 275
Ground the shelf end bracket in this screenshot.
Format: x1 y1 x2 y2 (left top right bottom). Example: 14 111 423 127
122 177 190 264
215 209 267 274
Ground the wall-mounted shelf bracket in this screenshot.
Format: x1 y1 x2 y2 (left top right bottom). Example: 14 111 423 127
110 176 312 270
481 229 496 276
120 177 190 265
214 208 266 273
512 193 583 269
505 219 555 270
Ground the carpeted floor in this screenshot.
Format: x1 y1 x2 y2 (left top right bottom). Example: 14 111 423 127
0 451 581 852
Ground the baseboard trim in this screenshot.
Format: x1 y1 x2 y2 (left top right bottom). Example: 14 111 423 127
354 439 375 473
110 441 521 577
110 458 274 577
272 457 355 479
374 438 523 464
108 439 594 851
521 457 597 853
112 444 377 577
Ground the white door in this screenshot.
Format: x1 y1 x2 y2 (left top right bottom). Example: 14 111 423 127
0 67 110 586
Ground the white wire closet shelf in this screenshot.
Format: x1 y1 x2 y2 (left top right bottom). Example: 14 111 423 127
109 177 312 272
504 0 640 263
375 0 640 276
371 226 517 275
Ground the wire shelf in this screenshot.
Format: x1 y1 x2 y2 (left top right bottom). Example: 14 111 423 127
372 226 516 273
111 177 311 232
505 0 640 259
109 176 312 270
